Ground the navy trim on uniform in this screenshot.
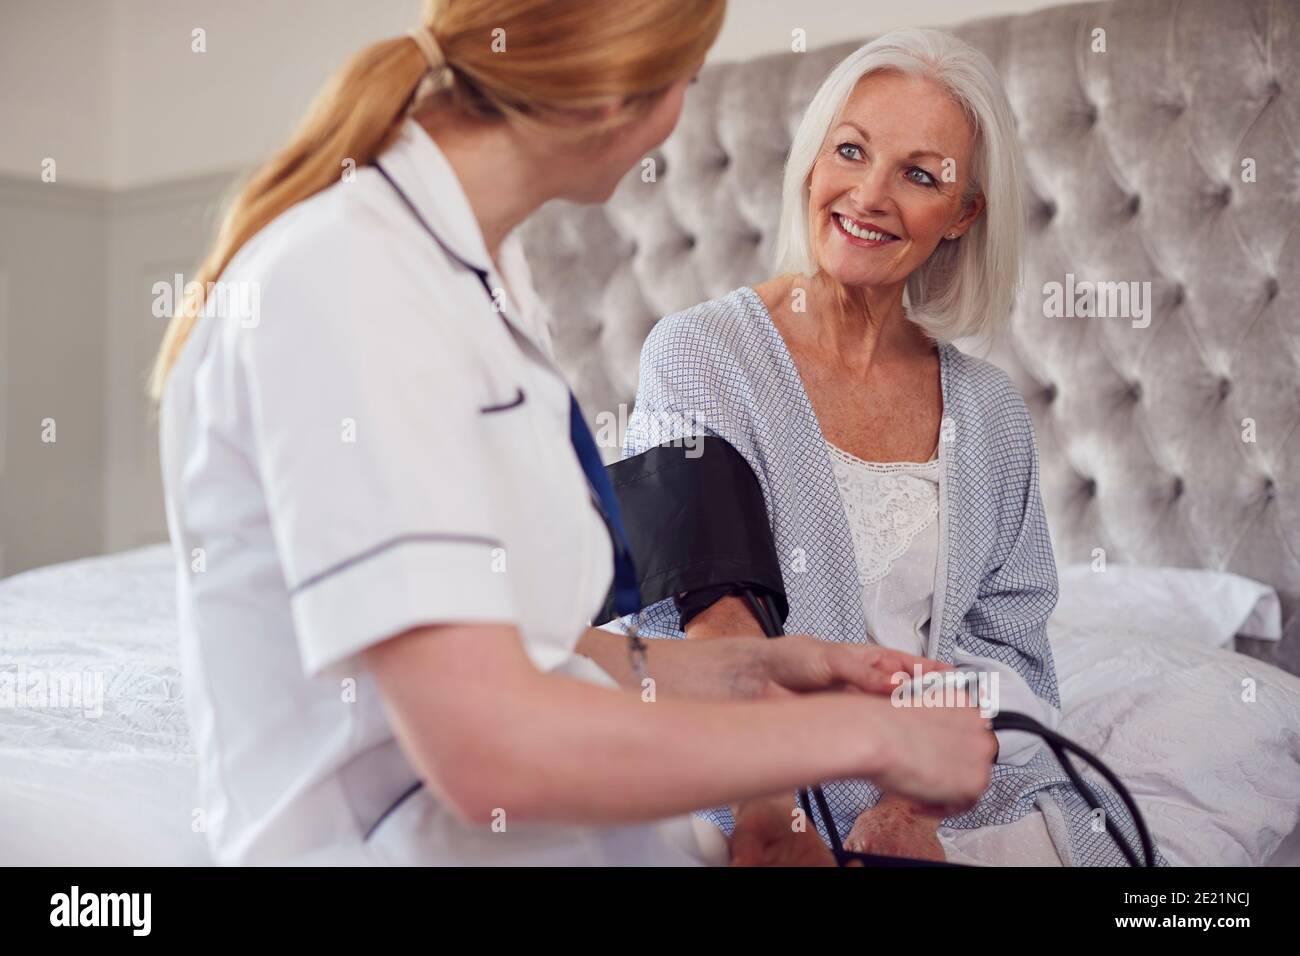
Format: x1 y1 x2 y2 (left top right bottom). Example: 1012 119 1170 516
288 532 503 596
373 161 492 288
362 781 425 842
480 388 526 414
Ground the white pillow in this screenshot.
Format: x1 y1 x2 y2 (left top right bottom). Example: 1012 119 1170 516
1055 563 1282 648
1049 568 1300 866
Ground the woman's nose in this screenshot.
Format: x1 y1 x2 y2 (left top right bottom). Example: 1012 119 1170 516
848 166 894 215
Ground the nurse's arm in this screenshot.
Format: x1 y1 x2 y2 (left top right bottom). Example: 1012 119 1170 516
363 622 992 829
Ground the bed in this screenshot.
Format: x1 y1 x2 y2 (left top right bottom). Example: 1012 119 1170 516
1 545 1297 866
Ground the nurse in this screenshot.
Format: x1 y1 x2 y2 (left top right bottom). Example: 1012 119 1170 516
150 0 995 866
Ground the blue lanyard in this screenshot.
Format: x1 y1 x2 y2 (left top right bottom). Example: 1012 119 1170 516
565 396 643 619
372 163 646 633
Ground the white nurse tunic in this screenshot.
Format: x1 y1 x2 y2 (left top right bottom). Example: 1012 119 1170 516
160 118 713 866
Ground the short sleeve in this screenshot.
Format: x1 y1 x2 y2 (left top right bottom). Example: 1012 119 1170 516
238 231 517 677
622 311 730 458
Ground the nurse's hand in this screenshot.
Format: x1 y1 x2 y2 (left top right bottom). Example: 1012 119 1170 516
868 701 996 815
578 628 947 700
669 634 948 701
745 636 948 700
675 594 952 699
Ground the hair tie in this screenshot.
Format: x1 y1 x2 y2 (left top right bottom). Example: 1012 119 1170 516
407 25 446 73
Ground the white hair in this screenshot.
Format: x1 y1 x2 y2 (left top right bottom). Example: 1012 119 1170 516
773 28 1025 343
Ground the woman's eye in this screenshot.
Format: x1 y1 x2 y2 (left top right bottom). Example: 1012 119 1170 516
836 143 862 161
908 166 937 187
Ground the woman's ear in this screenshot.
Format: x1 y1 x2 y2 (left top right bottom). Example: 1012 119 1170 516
951 191 987 237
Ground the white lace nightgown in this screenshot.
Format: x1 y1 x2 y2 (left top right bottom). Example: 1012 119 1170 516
828 440 1064 866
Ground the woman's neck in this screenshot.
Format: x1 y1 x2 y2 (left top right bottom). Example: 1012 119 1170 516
413 104 559 261
796 273 932 369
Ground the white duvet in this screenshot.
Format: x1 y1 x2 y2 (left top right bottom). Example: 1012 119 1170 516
0 547 206 865
1051 566 1299 867
0 547 1297 866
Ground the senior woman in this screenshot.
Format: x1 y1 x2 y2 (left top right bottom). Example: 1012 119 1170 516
619 28 1165 866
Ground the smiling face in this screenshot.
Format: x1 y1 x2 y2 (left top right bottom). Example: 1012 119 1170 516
808 69 985 291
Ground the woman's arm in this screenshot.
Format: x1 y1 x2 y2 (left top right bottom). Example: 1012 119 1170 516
684 594 765 640
363 622 994 828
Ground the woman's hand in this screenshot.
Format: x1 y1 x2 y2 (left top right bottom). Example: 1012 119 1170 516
729 793 837 867
843 794 946 861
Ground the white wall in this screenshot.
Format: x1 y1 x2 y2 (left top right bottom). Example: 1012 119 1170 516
107 0 418 188
710 0 1065 63
3 0 1066 189
0 0 116 187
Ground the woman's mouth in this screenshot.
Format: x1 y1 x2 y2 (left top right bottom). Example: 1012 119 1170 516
832 212 900 247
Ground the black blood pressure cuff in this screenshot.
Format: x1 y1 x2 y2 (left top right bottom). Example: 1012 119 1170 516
594 437 789 631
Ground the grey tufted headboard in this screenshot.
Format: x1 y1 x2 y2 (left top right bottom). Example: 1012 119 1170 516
518 0 1300 677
